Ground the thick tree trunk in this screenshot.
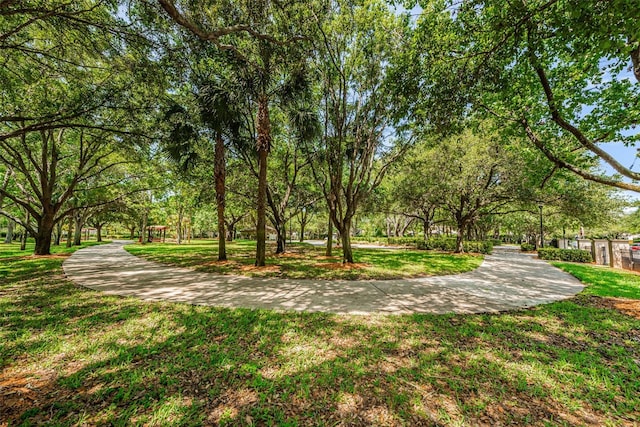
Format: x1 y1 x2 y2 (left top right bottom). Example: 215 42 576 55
4 220 14 243
255 96 271 267
35 226 54 254
300 220 305 242
215 133 226 261
96 224 103 242
341 225 354 264
129 226 136 239
325 216 333 257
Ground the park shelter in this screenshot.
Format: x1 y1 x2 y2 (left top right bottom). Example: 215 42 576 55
145 225 169 243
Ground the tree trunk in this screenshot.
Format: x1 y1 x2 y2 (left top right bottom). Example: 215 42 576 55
255 95 271 267
129 226 136 239
65 216 73 248
276 224 286 254
300 219 305 242
96 224 103 242
20 210 30 251
455 225 465 253
73 214 83 246
53 221 62 246
341 224 354 263
20 226 28 251
215 133 227 261
4 220 14 244
226 222 234 241
35 224 54 255
141 208 148 245
326 216 333 257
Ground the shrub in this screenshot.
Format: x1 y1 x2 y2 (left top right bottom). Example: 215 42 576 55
387 237 420 246
521 243 536 252
465 240 493 254
417 237 456 251
417 237 492 254
537 248 592 263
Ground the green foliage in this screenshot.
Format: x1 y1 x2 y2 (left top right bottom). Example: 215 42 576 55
440 0 640 191
520 243 536 252
417 237 493 254
538 248 593 263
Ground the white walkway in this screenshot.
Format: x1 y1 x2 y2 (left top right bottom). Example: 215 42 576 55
62 242 584 315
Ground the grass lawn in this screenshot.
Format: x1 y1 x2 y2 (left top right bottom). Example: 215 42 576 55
125 239 483 280
1 243 639 426
553 262 640 299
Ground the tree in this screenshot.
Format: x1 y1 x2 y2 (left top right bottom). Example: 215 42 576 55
411 124 529 252
310 0 412 263
154 0 317 266
0 1 161 254
435 0 640 192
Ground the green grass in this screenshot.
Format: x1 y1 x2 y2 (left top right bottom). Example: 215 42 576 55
553 262 640 299
125 239 483 280
1 244 639 425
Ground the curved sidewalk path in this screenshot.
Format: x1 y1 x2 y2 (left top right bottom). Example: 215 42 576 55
62 241 584 315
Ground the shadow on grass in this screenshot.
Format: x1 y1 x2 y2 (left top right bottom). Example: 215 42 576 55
2 250 640 426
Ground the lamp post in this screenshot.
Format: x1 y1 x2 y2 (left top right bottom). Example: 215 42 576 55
538 204 544 248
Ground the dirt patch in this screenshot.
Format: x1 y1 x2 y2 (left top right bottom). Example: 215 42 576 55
238 265 282 274
312 262 369 270
0 368 57 424
315 256 341 260
592 297 640 319
2 253 71 262
276 252 305 259
34 253 72 259
202 260 235 266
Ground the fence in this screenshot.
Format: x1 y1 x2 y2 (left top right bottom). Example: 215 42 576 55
621 249 640 272
576 239 634 271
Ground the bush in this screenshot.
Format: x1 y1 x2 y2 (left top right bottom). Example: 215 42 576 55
465 240 493 254
538 248 592 263
521 243 536 252
387 237 420 246
417 237 492 254
417 237 457 251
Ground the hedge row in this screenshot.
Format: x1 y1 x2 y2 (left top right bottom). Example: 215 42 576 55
416 237 493 254
537 248 592 263
521 243 536 252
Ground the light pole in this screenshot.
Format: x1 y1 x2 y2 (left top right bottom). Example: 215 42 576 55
538 204 544 248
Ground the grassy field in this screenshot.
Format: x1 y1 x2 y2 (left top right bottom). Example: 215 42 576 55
125 239 483 280
1 243 639 426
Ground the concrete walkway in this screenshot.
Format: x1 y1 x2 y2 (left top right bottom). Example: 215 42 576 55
62 241 584 315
